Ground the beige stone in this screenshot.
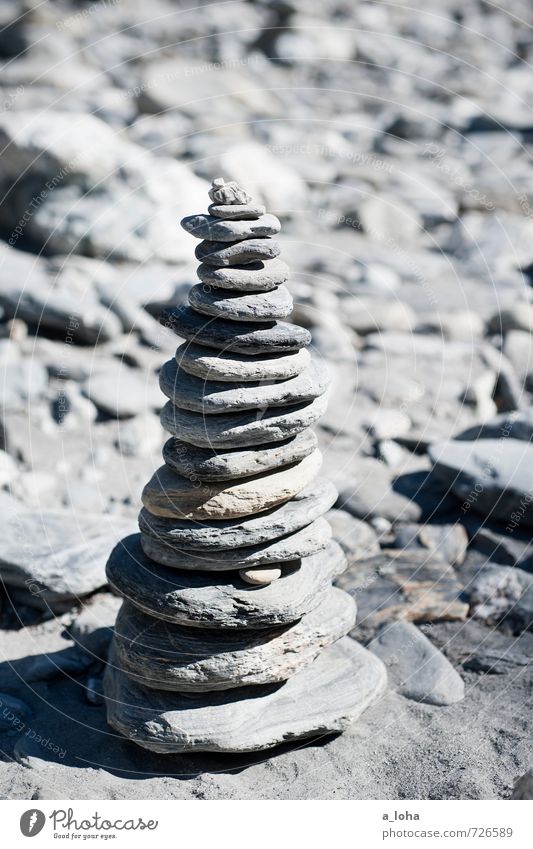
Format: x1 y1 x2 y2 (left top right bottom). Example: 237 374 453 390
141 449 322 520
239 567 282 586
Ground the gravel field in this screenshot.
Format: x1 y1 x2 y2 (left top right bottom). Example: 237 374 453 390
0 0 532 800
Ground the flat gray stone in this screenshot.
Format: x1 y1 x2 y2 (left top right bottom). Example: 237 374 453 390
429 438 533 526
161 429 318 481
159 358 327 414
106 534 347 628
141 450 322 520
161 305 311 354
195 238 280 267
369 621 464 706
197 258 289 291
188 283 293 322
0 494 135 609
160 393 327 448
140 516 331 570
139 479 337 549
208 202 265 219
181 213 280 242
176 342 310 382
390 522 468 566
84 364 163 419
112 588 355 692
326 509 381 560
104 637 387 753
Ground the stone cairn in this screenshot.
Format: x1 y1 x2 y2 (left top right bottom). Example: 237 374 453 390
103 178 386 754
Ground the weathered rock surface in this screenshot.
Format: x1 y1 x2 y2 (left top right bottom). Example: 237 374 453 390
390 523 468 566
160 393 327 448
369 621 465 706
338 457 457 524
162 430 318 481
197 258 290 291
106 535 347 629
139 479 336 549
140 516 331 570
176 342 310 382
159 358 327 413
113 589 355 691
188 282 293 322
141 450 322 521
104 638 386 753
0 493 135 608
468 564 533 630
161 305 311 355
84 364 163 419
326 509 381 560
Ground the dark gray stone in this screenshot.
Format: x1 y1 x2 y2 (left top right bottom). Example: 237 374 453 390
0 495 135 607
139 479 336 549
429 438 533 527
463 649 532 674
104 637 387 753
162 429 318 481
140 516 331 570
159 358 327 414
160 393 327 448
197 258 289 291
181 212 280 241
468 564 527 624
368 620 464 705
337 550 469 633
195 238 280 267
390 523 468 566
161 305 311 355
106 534 347 629
338 457 457 524
113 588 355 691
457 411 533 442
188 283 293 322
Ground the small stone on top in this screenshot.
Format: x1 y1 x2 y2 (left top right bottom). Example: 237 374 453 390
209 177 252 205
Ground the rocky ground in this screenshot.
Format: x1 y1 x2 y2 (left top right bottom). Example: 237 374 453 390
0 0 532 799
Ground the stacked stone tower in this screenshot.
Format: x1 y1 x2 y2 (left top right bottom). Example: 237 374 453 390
103 179 386 753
